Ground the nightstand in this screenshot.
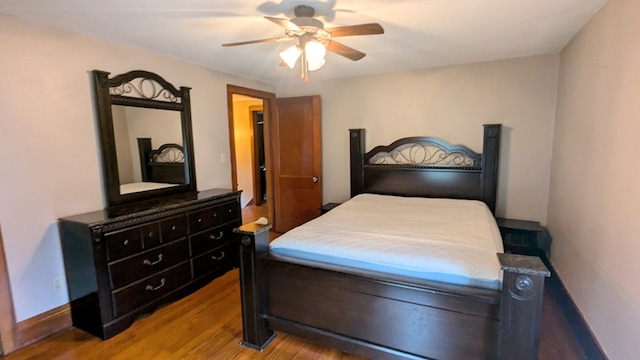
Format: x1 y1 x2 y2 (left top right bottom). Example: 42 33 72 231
496 218 552 260
321 202 342 214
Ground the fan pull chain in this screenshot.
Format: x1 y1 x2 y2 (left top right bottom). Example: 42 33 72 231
301 49 308 82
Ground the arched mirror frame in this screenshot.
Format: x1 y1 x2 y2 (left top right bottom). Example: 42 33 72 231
92 70 197 211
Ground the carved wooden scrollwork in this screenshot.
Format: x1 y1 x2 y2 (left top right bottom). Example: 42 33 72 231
369 143 477 166
109 77 179 103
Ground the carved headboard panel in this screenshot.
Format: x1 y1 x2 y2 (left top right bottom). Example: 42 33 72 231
137 138 186 184
349 125 501 214
366 137 481 166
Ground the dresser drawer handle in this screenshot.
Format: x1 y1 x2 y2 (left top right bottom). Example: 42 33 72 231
171 225 177 231
212 251 225 261
209 231 224 241
228 209 232 213
197 218 202 223
148 231 154 238
145 278 165 291
123 240 129 246
143 254 163 266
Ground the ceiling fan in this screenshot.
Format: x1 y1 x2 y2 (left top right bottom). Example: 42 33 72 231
222 5 384 81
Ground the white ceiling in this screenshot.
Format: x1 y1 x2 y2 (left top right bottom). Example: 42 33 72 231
0 0 606 85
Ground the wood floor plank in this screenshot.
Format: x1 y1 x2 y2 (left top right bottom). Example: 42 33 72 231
0 268 587 360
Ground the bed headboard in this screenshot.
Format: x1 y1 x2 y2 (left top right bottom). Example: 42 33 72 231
349 124 501 213
137 138 186 184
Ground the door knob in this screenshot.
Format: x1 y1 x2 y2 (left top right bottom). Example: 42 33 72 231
312 176 318 183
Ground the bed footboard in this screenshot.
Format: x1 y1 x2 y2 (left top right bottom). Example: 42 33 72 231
497 253 550 359
235 223 275 349
236 224 549 360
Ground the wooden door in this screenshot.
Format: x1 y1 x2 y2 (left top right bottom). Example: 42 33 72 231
272 96 322 233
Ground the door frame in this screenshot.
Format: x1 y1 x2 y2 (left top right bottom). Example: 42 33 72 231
226 85 276 228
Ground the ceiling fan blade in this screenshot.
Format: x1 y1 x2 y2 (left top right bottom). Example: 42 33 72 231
326 23 384 37
222 37 293 47
264 16 301 31
325 40 366 61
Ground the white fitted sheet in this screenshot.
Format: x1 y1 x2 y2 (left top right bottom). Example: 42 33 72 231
270 194 504 289
120 182 178 194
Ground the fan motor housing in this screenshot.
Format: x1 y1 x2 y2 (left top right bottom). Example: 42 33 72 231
291 17 324 30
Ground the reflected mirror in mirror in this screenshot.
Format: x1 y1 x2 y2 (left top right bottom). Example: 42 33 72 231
111 105 186 195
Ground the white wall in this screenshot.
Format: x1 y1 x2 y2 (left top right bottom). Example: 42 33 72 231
277 55 559 222
549 0 640 358
0 15 274 321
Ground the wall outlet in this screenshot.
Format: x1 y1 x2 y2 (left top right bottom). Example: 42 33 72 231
52 275 64 293
220 153 227 163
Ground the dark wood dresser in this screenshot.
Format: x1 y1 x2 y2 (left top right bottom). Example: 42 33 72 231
58 189 241 339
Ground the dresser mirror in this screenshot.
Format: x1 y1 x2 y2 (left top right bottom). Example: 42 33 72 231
92 70 197 211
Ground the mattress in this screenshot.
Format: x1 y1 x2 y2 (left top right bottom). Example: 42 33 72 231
269 194 504 290
120 182 178 194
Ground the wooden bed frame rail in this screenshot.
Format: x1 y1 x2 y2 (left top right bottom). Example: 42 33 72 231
236 125 550 359
237 224 550 360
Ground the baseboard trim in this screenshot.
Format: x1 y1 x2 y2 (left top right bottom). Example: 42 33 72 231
14 303 71 350
544 257 608 360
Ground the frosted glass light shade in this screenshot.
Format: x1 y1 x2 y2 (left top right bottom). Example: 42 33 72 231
279 45 301 68
307 58 326 71
304 41 326 71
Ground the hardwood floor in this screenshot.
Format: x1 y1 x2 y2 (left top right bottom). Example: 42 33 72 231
0 268 587 360
241 204 268 225
0 204 590 359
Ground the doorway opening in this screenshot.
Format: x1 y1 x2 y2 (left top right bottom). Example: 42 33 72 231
251 109 266 205
226 85 276 227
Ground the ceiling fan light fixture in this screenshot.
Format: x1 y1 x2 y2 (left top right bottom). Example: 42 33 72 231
279 45 301 69
222 5 383 81
304 40 326 61
307 57 325 71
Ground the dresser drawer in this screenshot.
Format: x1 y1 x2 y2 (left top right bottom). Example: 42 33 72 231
160 215 188 243
192 241 237 279
141 222 161 249
105 227 143 262
189 223 236 256
109 239 190 289
188 201 239 233
112 262 191 318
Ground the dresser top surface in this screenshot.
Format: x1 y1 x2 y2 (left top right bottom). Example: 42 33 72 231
60 189 239 226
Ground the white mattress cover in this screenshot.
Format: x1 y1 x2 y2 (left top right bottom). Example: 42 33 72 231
120 182 178 194
270 194 504 289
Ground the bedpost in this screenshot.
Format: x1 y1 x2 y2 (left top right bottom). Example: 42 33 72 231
481 124 501 214
497 253 550 360
349 129 366 197
234 223 276 350
137 138 152 182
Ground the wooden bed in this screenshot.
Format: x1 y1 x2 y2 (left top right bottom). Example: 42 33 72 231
137 137 186 184
235 124 550 360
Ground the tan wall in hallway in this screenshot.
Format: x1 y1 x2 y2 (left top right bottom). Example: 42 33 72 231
232 99 263 207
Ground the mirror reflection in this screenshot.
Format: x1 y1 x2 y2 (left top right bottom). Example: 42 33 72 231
92 69 197 211
112 105 186 195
